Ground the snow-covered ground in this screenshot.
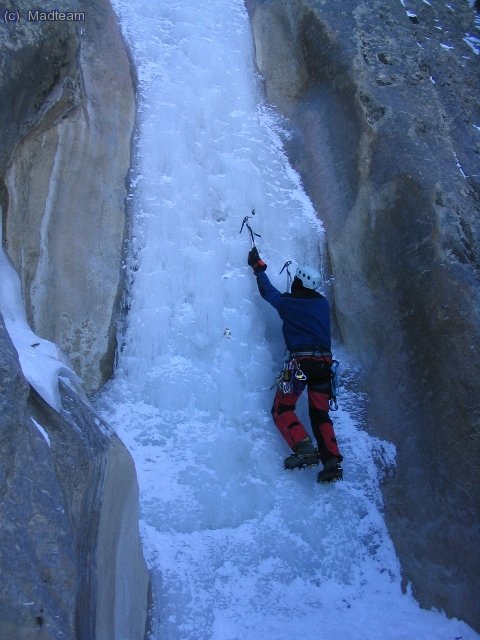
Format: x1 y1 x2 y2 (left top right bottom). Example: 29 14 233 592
94 1 479 638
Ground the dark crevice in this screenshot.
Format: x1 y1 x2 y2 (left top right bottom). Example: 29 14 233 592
0 178 8 250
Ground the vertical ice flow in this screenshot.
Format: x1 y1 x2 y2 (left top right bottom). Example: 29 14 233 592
114 0 323 414
96 1 479 639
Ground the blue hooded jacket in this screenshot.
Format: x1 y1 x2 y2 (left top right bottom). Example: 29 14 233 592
255 270 331 353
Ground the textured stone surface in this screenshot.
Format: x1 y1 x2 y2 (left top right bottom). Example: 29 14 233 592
0 314 149 640
0 315 77 639
1 0 135 393
248 0 480 630
0 2 148 635
0 1 78 175
95 436 150 640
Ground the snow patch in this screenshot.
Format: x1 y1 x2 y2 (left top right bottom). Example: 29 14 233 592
31 418 51 447
455 153 468 178
0 246 81 412
464 33 480 55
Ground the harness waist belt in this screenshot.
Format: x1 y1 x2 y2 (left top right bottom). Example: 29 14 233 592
290 350 332 358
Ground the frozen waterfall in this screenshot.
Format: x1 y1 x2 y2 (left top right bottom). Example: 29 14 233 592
95 1 478 638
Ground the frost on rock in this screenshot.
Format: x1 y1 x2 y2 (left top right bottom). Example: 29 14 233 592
31 418 51 447
0 247 81 412
463 33 480 54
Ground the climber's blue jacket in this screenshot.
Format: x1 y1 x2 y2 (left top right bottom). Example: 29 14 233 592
254 270 331 353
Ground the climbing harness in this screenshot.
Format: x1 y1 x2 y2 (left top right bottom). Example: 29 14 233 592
272 350 340 410
239 209 261 247
279 260 293 292
272 353 307 394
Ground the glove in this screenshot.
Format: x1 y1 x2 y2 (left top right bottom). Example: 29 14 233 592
247 247 267 272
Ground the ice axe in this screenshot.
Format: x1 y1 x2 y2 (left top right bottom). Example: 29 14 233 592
279 260 293 292
240 209 261 248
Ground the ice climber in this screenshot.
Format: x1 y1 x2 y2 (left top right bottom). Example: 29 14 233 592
248 247 343 483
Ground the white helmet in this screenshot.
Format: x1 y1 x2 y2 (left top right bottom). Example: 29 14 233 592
295 265 322 290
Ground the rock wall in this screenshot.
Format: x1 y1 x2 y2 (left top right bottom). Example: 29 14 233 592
1 0 134 393
0 314 76 639
0 1 149 638
248 0 480 631
0 313 149 640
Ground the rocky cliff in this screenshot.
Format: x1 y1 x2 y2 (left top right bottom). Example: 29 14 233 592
0 1 149 638
0 314 149 639
247 0 480 631
1 0 134 393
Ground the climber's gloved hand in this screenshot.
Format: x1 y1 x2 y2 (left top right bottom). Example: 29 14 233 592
247 247 260 266
247 247 267 272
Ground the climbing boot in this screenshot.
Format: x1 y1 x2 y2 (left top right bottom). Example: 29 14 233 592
284 438 320 470
317 456 343 483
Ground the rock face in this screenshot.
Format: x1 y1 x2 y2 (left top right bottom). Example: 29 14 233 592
0 1 149 638
0 314 149 640
1 0 134 393
0 315 75 639
248 0 480 631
